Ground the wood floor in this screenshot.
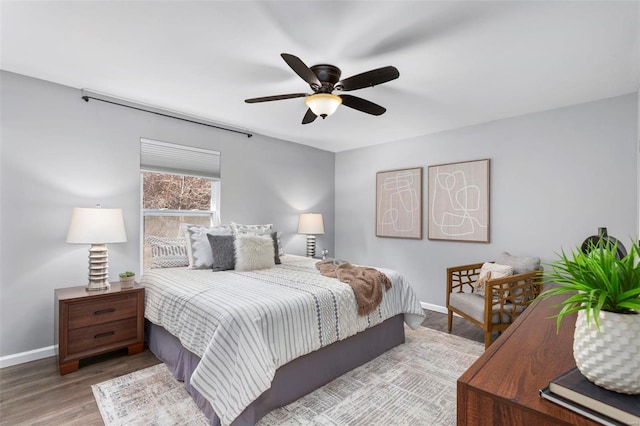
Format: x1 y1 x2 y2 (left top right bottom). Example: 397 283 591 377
0 310 484 425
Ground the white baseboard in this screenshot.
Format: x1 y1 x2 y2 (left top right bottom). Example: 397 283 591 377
420 301 461 318
420 301 448 314
0 345 56 369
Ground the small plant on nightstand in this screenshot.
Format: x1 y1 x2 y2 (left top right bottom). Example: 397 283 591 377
119 271 136 288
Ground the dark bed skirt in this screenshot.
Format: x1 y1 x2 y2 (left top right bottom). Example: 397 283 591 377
145 314 405 426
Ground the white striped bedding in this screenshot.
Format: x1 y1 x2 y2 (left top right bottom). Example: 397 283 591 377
142 255 425 426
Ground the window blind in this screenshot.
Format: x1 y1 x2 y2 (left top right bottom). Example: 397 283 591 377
140 138 220 179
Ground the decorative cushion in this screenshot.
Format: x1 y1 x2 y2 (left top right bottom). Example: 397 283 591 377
207 234 236 272
495 252 541 274
181 223 233 269
146 236 189 268
231 222 273 236
495 252 542 302
234 234 276 271
276 231 284 256
475 262 513 297
271 232 281 265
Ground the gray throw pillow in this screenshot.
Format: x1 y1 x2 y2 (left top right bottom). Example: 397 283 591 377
495 252 541 275
276 231 284 256
182 223 233 269
271 232 281 265
207 234 236 271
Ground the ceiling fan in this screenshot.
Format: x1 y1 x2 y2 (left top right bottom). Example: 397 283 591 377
245 53 399 124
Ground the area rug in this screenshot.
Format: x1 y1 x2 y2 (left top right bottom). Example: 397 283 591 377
92 327 484 425
92 362 207 425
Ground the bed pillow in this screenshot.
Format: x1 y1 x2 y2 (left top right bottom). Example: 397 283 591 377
182 223 233 269
271 232 281 265
475 262 513 298
146 236 189 268
207 234 236 272
276 231 284 256
231 222 273 236
495 252 542 302
495 252 541 274
234 233 276 271
230 222 282 257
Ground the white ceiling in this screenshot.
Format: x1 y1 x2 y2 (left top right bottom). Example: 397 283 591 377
1 1 639 152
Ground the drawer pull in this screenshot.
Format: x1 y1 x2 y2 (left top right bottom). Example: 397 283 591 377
94 331 115 339
94 308 116 315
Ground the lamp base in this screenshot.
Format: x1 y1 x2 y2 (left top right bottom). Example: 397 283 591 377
86 281 110 291
86 244 110 291
306 235 316 258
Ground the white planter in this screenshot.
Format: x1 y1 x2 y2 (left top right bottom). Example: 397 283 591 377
573 309 640 394
120 276 135 289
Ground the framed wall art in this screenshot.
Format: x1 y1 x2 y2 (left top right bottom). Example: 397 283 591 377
376 167 422 239
428 159 490 243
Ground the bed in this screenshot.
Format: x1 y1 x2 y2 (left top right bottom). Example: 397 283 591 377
142 254 425 425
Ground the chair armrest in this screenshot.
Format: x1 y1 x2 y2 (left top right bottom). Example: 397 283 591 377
447 262 484 295
484 270 543 310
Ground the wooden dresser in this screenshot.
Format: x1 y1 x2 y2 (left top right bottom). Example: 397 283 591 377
457 294 599 426
54 283 145 375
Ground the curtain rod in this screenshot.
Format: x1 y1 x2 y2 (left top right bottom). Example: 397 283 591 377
81 89 252 138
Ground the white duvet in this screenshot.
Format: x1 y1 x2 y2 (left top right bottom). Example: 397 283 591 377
142 255 424 426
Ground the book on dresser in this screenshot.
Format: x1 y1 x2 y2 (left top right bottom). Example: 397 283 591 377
539 367 640 426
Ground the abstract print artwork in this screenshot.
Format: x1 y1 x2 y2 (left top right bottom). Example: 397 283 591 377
376 167 422 239
428 159 490 242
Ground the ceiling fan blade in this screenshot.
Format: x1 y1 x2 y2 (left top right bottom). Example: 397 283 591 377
244 93 308 103
302 108 317 124
336 66 399 91
281 53 321 88
340 94 386 116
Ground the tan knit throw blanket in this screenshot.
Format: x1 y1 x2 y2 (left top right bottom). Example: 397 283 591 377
316 260 392 316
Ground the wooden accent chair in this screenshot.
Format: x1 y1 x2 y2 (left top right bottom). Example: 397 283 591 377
447 261 543 348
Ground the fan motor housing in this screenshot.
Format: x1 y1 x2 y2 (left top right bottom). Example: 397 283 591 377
310 64 341 92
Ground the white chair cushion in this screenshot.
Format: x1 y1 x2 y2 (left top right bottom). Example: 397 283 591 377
449 293 525 325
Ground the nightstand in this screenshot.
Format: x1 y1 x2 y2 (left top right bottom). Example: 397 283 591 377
54 282 145 375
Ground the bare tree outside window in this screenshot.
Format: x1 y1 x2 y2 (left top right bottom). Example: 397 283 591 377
143 173 212 210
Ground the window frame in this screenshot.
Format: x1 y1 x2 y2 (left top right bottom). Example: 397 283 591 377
139 137 222 271
140 171 221 271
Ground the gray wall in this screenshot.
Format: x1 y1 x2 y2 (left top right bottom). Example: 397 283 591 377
0 71 335 358
335 94 638 307
1 69 637 360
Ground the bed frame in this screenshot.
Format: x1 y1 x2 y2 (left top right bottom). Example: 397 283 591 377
146 314 405 425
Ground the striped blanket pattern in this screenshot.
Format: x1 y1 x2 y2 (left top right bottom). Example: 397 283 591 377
142 255 425 426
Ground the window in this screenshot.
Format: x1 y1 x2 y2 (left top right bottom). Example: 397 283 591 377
140 138 221 270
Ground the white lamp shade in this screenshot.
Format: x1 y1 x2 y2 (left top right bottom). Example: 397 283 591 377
298 213 325 235
305 94 342 118
66 207 127 244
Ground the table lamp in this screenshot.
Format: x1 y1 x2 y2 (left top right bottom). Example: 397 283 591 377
66 205 127 290
297 213 324 258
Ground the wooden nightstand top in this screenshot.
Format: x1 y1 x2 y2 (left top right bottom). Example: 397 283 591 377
55 282 143 301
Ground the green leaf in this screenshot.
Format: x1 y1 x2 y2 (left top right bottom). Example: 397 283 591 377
540 237 640 330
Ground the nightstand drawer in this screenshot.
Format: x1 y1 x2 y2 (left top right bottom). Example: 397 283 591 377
55 284 145 374
67 317 138 355
68 293 138 329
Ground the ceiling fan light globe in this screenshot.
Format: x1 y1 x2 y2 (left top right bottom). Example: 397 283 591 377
305 94 342 118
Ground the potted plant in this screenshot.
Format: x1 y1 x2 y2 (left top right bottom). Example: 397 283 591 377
119 271 136 289
540 237 640 394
